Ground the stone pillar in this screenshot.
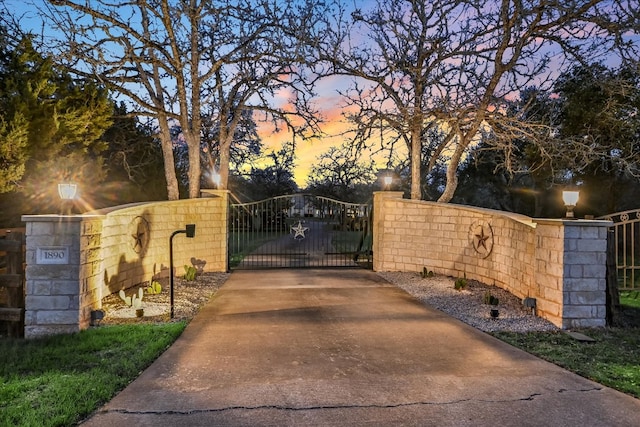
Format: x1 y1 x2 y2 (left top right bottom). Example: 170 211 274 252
561 220 611 328
372 191 404 272
22 215 84 338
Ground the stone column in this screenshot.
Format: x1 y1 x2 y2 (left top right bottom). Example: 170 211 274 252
561 220 611 328
372 191 404 272
22 215 84 338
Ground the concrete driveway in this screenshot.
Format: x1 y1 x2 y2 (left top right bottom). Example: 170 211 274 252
81 269 640 426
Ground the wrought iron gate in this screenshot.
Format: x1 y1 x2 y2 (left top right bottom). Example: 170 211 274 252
229 194 372 269
599 209 640 291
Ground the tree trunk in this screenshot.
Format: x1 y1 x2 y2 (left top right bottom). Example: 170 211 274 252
437 137 465 203
185 132 201 199
218 142 231 190
410 116 422 200
157 116 180 200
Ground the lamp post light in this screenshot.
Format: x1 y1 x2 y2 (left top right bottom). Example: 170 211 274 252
562 190 580 219
377 169 395 191
58 183 78 214
169 224 196 318
383 175 393 190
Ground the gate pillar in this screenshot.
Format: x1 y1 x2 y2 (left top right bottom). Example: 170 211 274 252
372 191 404 272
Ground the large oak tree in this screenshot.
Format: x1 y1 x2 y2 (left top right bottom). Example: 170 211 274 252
42 0 324 199
320 0 639 201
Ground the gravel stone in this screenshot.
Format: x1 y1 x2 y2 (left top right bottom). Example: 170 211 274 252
99 270 558 333
378 271 559 333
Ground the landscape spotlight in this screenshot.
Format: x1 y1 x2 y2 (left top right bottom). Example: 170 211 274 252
562 190 580 219
170 224 196 318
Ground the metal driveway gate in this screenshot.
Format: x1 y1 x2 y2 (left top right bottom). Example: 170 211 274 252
229 194 371 269
599 209 640 291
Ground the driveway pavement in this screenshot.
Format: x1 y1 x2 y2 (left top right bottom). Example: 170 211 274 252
81 269 640 426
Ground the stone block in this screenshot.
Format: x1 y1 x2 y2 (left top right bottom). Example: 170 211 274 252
568 291 606 305
583 264 606 278
36 309 78 324
26 295 72 310
564 277 601 292
578 227 601 239
563 305 597 319
576 239 607 252
49 281 79 295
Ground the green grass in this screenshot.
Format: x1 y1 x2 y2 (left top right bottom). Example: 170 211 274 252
620 290 640 308
0 322 186 427
494 327 640 398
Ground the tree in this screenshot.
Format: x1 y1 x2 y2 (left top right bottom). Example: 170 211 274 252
550 65 640 214
306 143 376 202
40 0 325 199
320 0 639 201
0 32 112 198
101 102 168 203
242 140 299 200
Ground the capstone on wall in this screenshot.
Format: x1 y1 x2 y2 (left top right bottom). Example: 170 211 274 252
22 191 229 338
372 192 611 329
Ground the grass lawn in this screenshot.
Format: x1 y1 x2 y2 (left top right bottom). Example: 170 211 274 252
493 298 640 399
0 322 186 427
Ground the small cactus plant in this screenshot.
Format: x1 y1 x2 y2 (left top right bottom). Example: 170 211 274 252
454 277 467 291
183 265 197 281
420 267 435 278
119 287 144 309
146 280 162 295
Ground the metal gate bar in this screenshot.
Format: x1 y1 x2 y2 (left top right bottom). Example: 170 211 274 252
599 210 640 291
229 194 371 269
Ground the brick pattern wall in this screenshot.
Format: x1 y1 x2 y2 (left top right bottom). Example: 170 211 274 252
373 192 611 329
22 191 229 338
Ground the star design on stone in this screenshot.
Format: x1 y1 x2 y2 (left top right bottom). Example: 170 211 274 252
291 221 309 240
132 226 147 251
474 226 490 251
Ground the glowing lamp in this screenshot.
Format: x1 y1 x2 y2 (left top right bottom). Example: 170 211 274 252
383 175 393 189
58 183 78 200
562 190 580 218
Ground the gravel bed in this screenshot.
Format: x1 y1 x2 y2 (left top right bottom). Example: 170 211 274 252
99 272 230 325
100 270 557 333
378 271 559 333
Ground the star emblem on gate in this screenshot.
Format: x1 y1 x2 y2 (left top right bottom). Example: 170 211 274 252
291 221 309 240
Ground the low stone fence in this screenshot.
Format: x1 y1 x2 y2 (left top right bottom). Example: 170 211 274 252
372 191 612 329
19 189 612 337
21 190 228 338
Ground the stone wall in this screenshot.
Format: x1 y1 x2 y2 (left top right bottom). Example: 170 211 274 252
372 192 611 329
22 191 229 338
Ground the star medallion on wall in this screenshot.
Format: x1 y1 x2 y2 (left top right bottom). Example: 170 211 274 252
469 220 494 258
291 221 309 240
129 216 151 255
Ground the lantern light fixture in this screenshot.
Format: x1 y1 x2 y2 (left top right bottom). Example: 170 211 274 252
58 183 78 200
562 190 580 219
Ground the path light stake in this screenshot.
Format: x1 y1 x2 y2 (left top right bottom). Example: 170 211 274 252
170 224 196 318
